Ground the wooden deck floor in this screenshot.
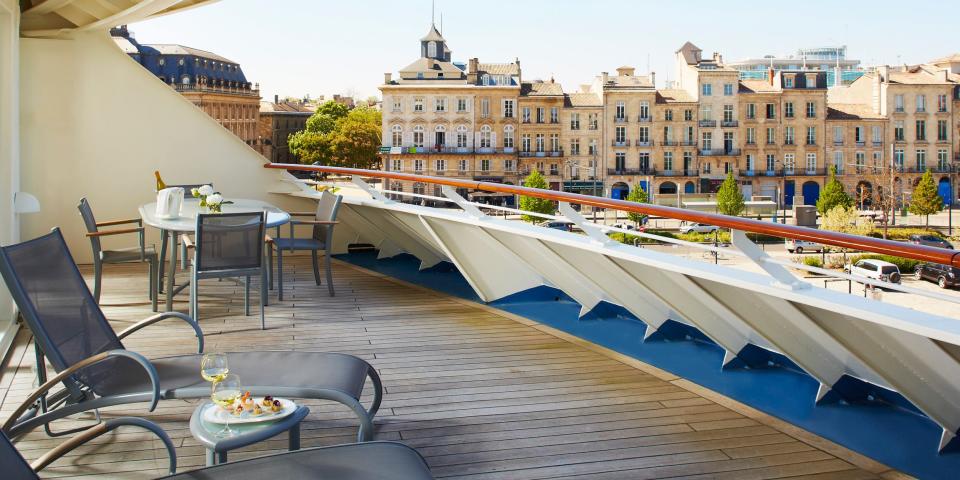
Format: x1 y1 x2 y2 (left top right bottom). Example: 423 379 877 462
0 256 902 479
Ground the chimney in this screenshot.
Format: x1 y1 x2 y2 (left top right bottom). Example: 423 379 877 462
616 66 635 77
768 68 775 86
650 71 656 86
384 72 392 84
274 94 279 104
467 57 479 84
601 71 609 85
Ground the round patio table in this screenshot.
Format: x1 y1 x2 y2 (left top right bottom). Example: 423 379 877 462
190 401 310 466
139 198 290 311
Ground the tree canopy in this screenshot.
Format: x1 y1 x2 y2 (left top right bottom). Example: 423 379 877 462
816 165 854 214
288 101 381 169
909 169 944 226
716 171 745 216
625 184 648 226
519 170 555 223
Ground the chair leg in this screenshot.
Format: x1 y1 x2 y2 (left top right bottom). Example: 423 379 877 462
267 246 274 291
244 276 251 316
325 250 335 297
190 270 198 320
259 267 266 330
158 231 168 294
149 259 158 312
93 261 103 303
277 248 284 302
311 250 321 285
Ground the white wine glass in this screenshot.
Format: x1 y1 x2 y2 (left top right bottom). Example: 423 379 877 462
201 353 229 384
210 374 241 438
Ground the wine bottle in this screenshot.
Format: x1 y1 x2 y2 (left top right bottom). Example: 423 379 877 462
155 170 166 191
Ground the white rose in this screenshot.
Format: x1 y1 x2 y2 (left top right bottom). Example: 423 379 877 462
206 194 223 205
198 185 215 196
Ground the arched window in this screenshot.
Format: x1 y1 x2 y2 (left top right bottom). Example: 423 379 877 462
456 125 468 148
435 125 446 132
413 125 425 148
427 41 437 58
181 75 191 85
391 125 403 147
503 125 515 149
480 125 492 148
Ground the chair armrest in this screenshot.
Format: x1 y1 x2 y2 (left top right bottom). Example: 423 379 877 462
181 235 195 249
118 311 204 353
290 220 339 226
2 350 161 433
96 218 142 228
288 211 318 217
264 234 275 243
86 227 143 237
31 417 177 475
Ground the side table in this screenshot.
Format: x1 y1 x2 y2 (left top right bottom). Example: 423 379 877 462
189 402 309 466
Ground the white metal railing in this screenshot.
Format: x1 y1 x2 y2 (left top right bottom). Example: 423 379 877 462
293 177 960 306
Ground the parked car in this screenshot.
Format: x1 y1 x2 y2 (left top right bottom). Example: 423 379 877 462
908 234 953 250
914 263 960 289
785 239 826 254
537 220 573 232
612 223 636 231
679 222 719 234
844 259 901 284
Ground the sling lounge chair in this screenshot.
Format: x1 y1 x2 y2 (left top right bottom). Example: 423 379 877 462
1 428 432 480
0 229 383 442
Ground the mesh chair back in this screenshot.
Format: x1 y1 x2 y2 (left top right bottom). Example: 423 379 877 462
0 431 38 480
77 198 102 259
169 184 212 200
195 212 265 272
0 229 124 393
312 191 343 243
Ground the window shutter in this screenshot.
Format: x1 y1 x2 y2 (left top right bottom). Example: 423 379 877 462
491 132 497 147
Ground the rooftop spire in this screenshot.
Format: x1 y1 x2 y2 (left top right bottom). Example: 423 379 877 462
431 0 435 26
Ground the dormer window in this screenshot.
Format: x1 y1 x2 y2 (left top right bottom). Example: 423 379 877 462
181 75 191 85
178 58 185 66
805 74 817 88
784 75 794 88
158 58 165 66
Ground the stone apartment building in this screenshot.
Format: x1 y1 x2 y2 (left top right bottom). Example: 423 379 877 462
379 24 520 204
379 27 960 209
257 96 314 164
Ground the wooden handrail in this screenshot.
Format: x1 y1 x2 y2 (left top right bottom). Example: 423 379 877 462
265 163 960 268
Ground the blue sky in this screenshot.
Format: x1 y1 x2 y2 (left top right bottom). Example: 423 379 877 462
130 0 960 101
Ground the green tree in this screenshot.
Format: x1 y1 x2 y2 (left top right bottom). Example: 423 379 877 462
909 169 944 227
519 170 555 223
625 184 649 226
716 171 745 216
288 103 382 169
816 165 853 214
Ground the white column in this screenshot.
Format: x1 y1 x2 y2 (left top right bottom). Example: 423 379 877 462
0 0 21 356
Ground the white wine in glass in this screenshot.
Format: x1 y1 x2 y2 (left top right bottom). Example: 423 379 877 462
201 353 229 383
211 374 241 437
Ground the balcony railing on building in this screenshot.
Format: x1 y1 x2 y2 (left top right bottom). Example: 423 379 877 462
699 148 741 156
519 149 564 158
659 169 699 177
721 120 739 128
699 120 717 128
637 116 652 123
612 139 629 147
635 140 654 147
607 168 657 176
173 83 260 97
614 116 628 123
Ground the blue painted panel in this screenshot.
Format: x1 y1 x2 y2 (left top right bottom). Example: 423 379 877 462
684 182 696 194
336 250 960 478
802 181 820 206
938 179 952 207
785 181 796 207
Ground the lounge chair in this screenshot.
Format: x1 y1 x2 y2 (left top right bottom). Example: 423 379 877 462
0 229 383 442
1 428 432 480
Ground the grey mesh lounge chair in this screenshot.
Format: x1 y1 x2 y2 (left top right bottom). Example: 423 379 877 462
78 198 159 312
266 190 342 301
0 229 383 442
1 429 432 480
182 212 267 328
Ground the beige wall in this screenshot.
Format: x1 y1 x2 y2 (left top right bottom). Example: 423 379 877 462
0 0 19 349
18 31 309 264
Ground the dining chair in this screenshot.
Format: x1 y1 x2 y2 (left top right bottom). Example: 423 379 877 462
158 183 212 293
266 190 341 301
185 212 268 328
78 198 158 311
